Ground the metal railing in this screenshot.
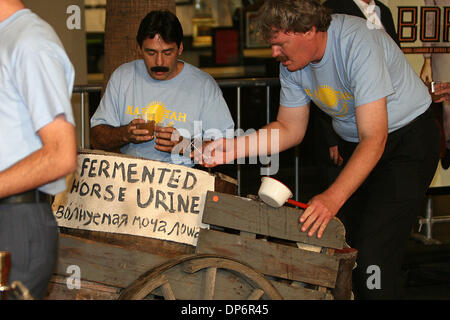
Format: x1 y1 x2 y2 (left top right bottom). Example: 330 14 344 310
72 77 300 199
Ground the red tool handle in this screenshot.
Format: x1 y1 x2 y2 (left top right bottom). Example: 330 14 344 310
287 198 308 209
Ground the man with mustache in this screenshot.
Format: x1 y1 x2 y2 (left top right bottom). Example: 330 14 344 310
90 10 234 166
199 0 440 299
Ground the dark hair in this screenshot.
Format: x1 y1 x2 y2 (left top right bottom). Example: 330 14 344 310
256 0 331 41
136 10 183 48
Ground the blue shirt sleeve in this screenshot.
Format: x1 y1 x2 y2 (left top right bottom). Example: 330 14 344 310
91 69 122 128
344 28 395 107
280 64 311 108
14 42 75 132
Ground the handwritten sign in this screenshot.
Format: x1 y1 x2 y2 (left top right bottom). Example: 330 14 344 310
52 151 215 246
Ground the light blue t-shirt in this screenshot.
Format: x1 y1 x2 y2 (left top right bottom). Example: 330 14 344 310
280 14 431 142
91 60 235 166
0 9 75 195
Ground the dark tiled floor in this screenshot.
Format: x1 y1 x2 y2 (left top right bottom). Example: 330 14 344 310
403 209 450 300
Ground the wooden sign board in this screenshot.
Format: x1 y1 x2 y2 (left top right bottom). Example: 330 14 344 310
52 150 215 246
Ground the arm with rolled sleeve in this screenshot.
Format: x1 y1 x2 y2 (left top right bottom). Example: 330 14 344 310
90 72 153 152
300 32 392 238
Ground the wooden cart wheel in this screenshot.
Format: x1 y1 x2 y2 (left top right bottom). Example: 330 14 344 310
118 254 282 300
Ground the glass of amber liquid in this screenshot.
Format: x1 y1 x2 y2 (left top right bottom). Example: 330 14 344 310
137 112 156 136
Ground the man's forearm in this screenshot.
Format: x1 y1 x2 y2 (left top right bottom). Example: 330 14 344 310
234 106 309 159
324 135 386 209
0 147 74 198
90 124 130 151
0 116 77 198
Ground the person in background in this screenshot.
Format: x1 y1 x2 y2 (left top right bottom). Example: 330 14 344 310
199 0 440 299
324 0 399 46
90 10 234 167
433 82 450 103
420 0 450 169
0 0 77 299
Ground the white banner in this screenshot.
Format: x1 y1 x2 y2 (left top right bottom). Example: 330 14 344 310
52 151 215 246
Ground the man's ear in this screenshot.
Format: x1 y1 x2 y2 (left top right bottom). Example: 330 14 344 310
137 42 144 58
177 42 184 56
304 26 317 40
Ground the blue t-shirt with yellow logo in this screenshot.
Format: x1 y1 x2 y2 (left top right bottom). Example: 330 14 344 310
91 60 234 166
280 14 431 143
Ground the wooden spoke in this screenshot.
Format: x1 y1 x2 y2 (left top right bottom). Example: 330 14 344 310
161 280 176 300
203 267 217 300
119 254 282 300
182 256 282 299
247 288 264 300
128 274 169 300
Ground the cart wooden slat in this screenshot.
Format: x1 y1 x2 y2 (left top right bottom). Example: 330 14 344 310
194 191 354 299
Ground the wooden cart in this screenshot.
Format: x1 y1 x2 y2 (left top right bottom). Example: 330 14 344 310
45 150 356 300
47 195 356 300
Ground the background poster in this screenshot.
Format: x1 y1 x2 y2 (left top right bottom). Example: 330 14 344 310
385 0 449 75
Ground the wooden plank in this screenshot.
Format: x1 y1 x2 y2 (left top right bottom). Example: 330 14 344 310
203 267 217 300
269 280 333 300
51 233 176 289
202 191 346 249
240 231 256 240
331 248 358 300
60 228 194 258
318 248 336 293
51 234 260 300
48 234 334 300
46 276 121 300
196 229 339 288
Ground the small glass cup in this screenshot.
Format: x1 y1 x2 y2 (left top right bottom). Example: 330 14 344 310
136 113 156 136
428 81 442 102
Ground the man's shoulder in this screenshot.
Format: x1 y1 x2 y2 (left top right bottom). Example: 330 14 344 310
11 12 61 52
331 13 371 35
183 62 212 78
328 14 378 56
110 60 143 80
115 59 142 72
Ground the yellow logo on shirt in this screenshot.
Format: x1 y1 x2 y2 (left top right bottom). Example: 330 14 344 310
305 85 353 117
126 101 187 126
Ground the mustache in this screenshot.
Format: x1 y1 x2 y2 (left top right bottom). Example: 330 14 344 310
151 66 170 73
276 55 288 63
